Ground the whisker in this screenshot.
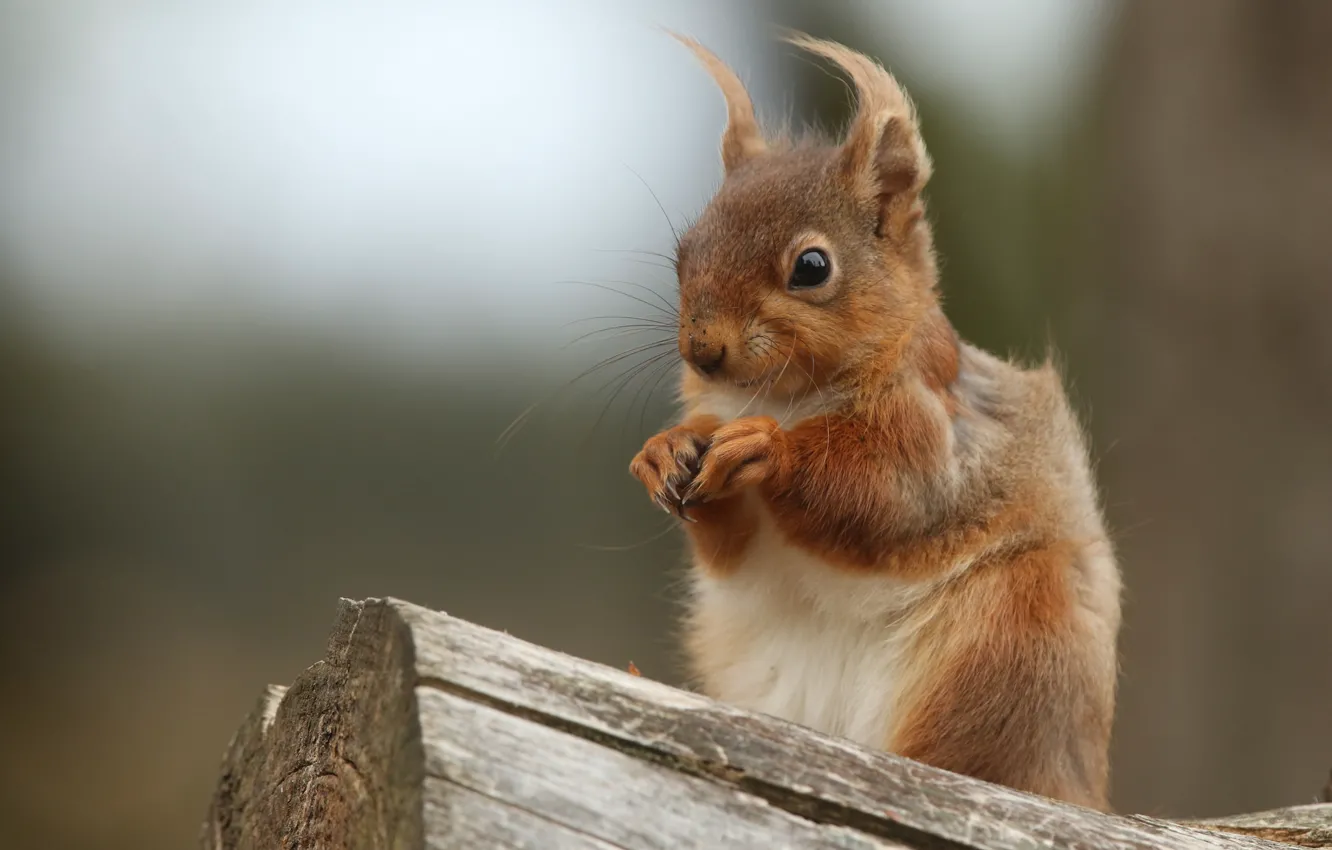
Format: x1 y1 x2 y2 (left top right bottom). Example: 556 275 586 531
555 279 679 321
731 378 768 420
618 257 681 275
624 354 680 438
622 163 681 243
594 353 676 410
577 340 679 379
750 336 780 358
562 314 676 329
767 332 833 465
762 333 800 415
615 277 681 315
638 357 681 436
765 332 815 423
740 288 780 335
591 247 680 267
563 324 675 349
584 350 678 448
781 372 804 422
624 347 674 416
802 351 834 472
575 518 680 551
494 338 675 454
499 260 679 456
590 345 677 403
494 397 544 455
731 340 783 419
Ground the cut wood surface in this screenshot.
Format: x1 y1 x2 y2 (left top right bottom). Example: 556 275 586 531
202 598 1332 849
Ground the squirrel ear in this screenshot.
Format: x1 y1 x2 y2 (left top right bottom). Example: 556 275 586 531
670 32 767 173
785 34 932 240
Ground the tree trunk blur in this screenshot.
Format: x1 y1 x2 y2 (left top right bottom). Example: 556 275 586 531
1096 0 1332 817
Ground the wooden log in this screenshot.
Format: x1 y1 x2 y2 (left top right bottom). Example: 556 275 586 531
202 598 1332 849
1184 807 1332 848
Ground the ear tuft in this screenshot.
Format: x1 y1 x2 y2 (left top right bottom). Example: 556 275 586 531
668 31 767 173
784 33 931 239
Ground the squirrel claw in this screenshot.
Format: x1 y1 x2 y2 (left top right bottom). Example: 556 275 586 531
665 485 697 522
631 424 716 522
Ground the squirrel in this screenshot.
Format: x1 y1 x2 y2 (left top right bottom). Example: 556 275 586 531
628 33 1122 811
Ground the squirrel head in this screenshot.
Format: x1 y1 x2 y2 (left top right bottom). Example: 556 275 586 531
670 34 944 400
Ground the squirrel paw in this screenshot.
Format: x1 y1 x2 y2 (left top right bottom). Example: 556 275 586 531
682 416 782 506
630 426 710 520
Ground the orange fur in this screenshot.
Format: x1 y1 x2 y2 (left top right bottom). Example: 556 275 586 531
629 414 720 516
669 33 767 172
681 495 759 576
889 543 1116 809
627 33 1121 809
914 308 960 411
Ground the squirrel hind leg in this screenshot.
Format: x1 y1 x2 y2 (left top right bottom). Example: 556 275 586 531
886 543 1115 810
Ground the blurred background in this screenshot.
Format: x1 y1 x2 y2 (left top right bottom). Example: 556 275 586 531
1 0 1329 846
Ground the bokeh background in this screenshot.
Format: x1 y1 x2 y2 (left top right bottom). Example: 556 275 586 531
2 1 1329 846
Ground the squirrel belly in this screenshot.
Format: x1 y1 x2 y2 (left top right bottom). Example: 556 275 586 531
684 499 940 749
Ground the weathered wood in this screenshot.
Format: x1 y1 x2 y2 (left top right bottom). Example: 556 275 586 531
204 597 1332 849
1184 807 1332 848
204 684 288 850
202 601 425 849
418 688 897 849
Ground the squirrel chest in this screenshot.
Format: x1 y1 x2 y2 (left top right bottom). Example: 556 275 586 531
682 389 943 749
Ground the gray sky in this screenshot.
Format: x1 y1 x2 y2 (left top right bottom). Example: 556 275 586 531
0 0 1113 352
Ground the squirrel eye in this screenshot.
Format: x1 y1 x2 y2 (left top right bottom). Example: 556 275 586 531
788 249 831 290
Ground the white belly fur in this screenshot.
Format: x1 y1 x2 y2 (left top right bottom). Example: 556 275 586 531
686 385 947 747
689 500 944 749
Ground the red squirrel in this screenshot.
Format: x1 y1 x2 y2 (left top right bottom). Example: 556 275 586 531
629 33 1122 810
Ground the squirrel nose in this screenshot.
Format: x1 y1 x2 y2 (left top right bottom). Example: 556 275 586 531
690 341 726 375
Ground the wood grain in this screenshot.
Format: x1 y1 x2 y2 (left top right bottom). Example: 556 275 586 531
202 597 1332 849
1184 806 1332 848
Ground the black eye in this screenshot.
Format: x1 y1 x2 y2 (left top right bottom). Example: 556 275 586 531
788 249 831 290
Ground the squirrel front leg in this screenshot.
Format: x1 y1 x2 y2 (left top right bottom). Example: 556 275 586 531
684 402 947 574
679 416 786 506
631 414 767 572
629 414 720 517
